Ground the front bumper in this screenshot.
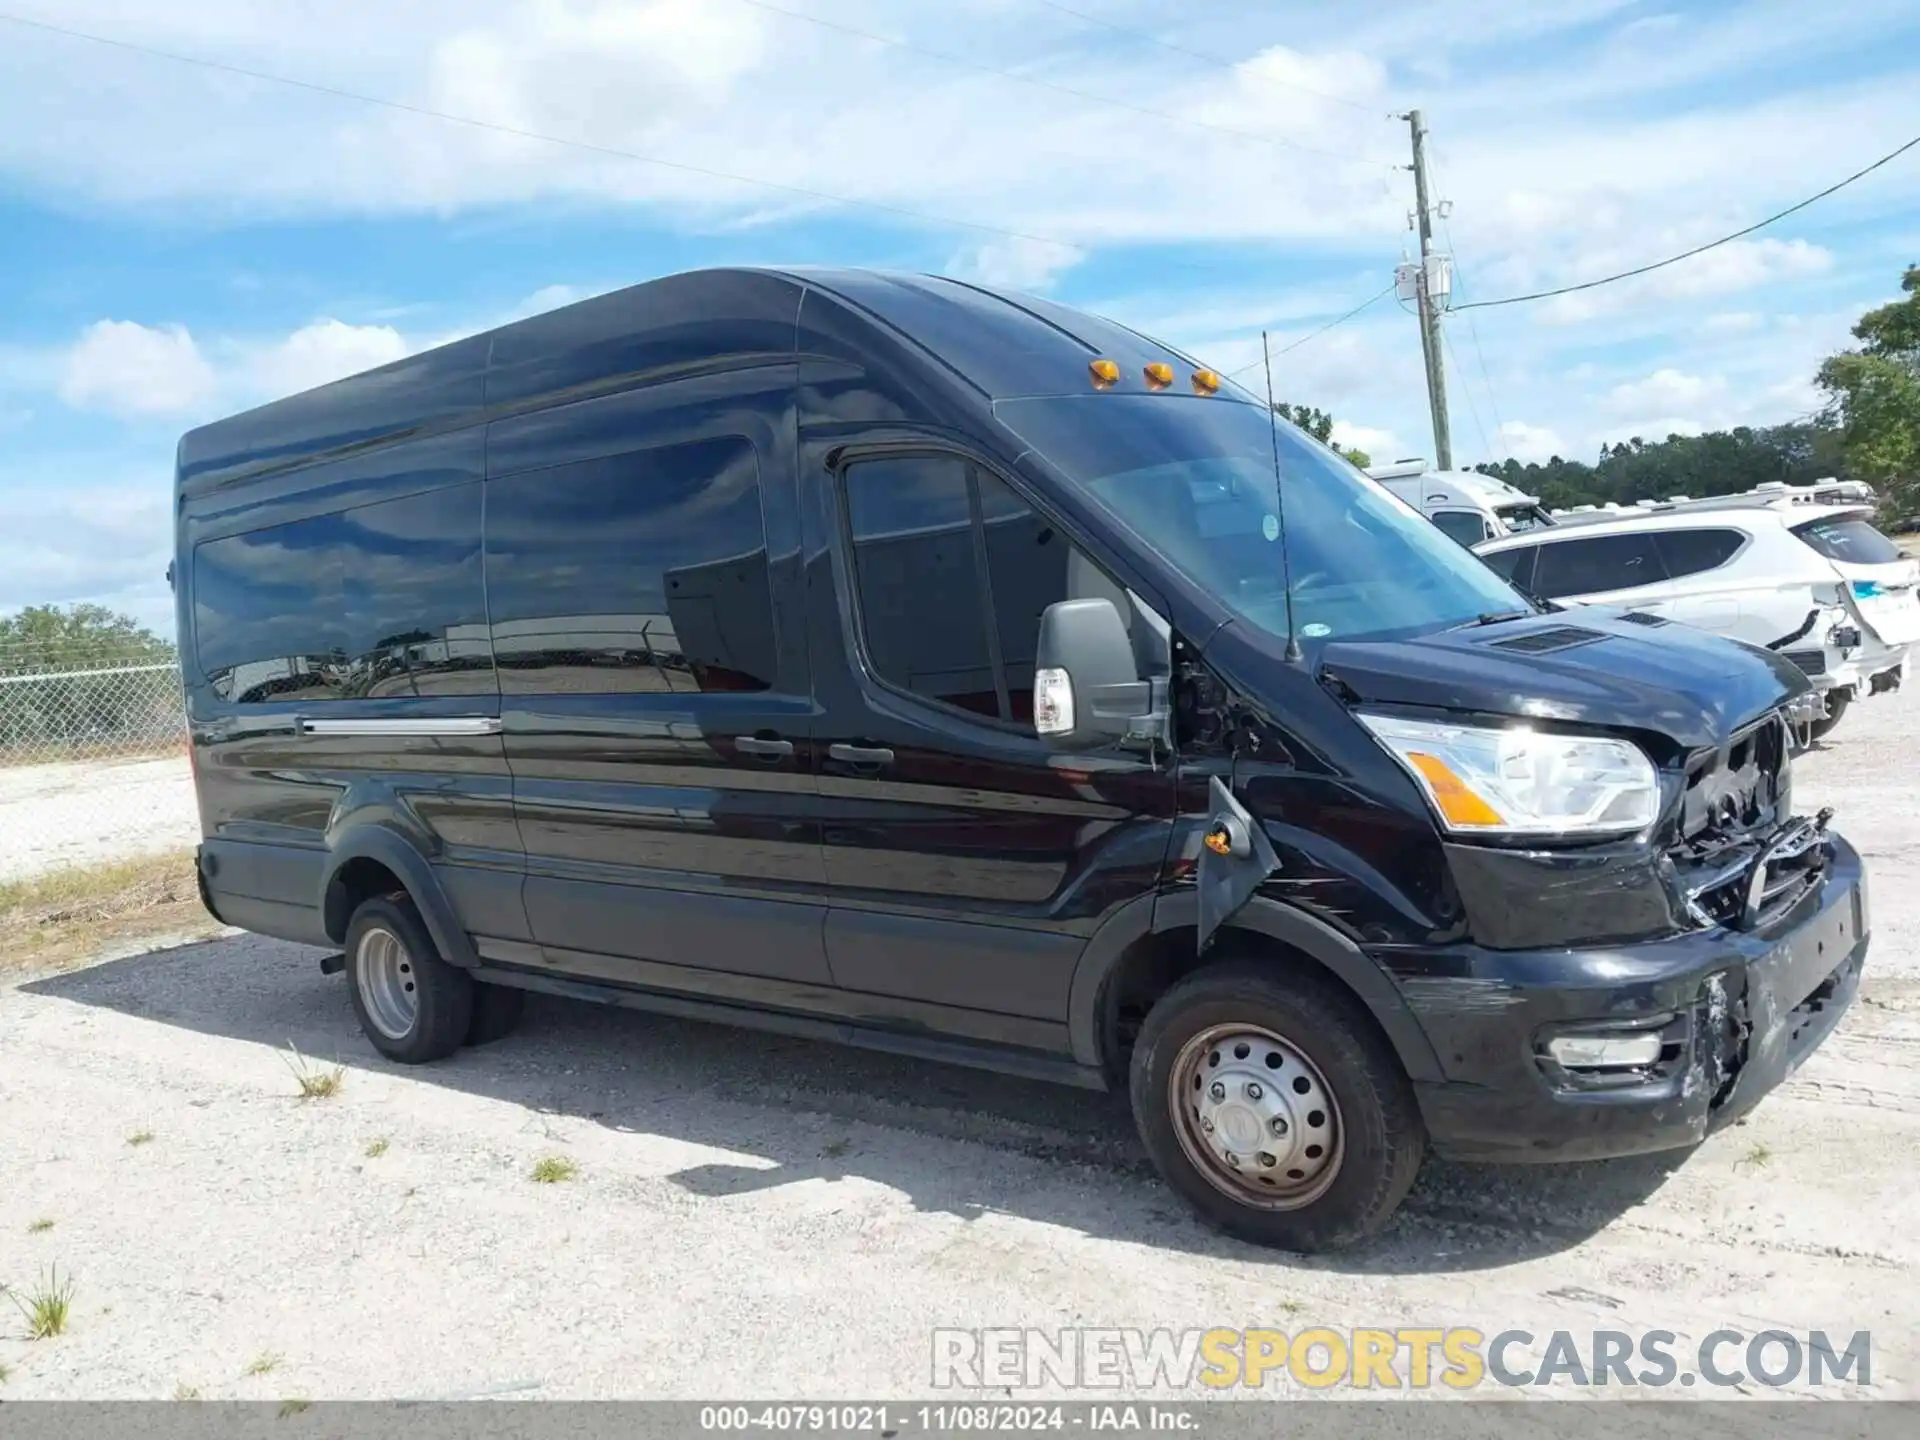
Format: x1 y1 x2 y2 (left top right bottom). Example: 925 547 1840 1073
1392 832 1868 1163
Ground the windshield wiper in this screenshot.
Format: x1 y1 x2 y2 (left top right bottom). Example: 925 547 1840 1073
1457 609 1534 629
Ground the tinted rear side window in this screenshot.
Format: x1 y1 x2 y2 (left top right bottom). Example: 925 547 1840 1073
1652 527 1745 580
193 483 493 703
486 436 776 694
1480 544 1536 592
1792 516 1903 565
1531 533 1668 600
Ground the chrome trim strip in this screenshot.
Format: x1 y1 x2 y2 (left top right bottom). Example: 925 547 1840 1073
298 717 502 737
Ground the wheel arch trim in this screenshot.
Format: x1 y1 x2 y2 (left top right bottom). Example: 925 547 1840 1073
1067 891 1443 1083
319 827 480 970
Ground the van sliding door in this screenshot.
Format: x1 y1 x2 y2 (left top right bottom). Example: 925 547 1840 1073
482 364 831 989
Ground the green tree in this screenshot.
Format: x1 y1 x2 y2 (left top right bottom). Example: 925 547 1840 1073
1818 264 1920 512
0 603 174 673
1274 402 1371 467
1275 403 1334 443
0 605 179 760
1473 419 1855 511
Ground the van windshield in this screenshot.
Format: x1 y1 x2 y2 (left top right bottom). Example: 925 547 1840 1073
995 395 1531 646
1496 503 1555 533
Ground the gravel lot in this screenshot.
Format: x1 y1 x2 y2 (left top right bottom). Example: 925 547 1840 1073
2 691 1916 1401
0 755 197 881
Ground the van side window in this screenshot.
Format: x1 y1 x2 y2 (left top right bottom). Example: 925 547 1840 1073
486 436 776 694
1531 533 1668 600
842 458 1127 727
1431 510 1491 547
1652 528 1744 579
844 457 999 719
193 483 493 703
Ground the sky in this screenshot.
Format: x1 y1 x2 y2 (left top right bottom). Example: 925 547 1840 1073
1 0 1916 638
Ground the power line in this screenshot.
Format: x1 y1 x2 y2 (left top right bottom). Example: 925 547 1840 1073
1436 196 1511 461
1455 130 1920 312
1440 319 1493 465
1454 284 1510 461
0 9 1085 255
728 0 1397 167
1026 0 1386 116
1226 283 1397 379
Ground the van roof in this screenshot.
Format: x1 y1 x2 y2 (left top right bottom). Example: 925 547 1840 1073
1375 468 1542 508
176 266 1222 500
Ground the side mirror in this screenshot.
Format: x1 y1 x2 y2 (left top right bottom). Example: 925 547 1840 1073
1033 598 1160 750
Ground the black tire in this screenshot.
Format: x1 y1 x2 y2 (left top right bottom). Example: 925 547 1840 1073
465 982 526 1048
1808 690 1850 741
344 894 473 1064
1129 959 1426 1253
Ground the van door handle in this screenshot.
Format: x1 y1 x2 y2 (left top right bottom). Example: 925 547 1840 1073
733 735 794 760
829 743 894 768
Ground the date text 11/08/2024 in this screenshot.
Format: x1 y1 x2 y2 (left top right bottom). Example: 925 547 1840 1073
700 1407 1190 1432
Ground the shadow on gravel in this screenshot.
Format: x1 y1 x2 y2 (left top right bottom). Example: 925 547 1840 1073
27 932 1686 1277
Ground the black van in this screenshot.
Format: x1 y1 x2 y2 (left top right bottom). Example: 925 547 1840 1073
174 268 1868 1251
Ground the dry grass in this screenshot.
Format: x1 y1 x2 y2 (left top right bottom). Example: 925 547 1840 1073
26 1218 53 1234
284 1045 344 1101
0 849 220 974
530 1155 578 1184
243 1352 282 1378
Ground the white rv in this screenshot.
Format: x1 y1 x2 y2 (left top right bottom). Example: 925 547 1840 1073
1364 459 1556 546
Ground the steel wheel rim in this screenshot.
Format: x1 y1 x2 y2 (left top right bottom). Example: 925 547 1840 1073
1168 1022 1344 1210
356 926 418 1041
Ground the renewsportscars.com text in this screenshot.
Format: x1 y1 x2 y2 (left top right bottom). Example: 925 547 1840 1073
931 1326 1872 1392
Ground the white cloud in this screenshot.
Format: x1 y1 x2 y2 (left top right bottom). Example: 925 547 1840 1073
45 316 416 416
248 319 410 401
1538 240 1835 325
0 474 174 633
1497 420 1569 463
1329 420 1402 460
57 321 219 418
945 236 1084 292
1606 368 1727 416
513 283 591 318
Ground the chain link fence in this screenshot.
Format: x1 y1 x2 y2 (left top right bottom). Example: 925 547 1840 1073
0 643 198 882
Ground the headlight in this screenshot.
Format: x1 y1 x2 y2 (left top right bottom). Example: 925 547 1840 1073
1357 713 1658 837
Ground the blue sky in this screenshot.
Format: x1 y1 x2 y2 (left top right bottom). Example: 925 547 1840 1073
2 0 1917 637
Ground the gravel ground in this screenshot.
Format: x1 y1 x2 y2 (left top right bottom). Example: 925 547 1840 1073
1 690 1916 1401
0 755 197 881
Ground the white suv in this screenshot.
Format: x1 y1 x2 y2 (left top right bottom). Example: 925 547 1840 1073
1475 502 1917 736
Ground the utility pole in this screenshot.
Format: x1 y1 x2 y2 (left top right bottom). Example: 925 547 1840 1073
1403 108 1453 471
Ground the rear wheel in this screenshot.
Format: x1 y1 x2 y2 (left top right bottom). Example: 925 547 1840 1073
1129 960 1426 1252
345 895 473 1064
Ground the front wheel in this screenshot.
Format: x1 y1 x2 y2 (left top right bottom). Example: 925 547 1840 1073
1129 960 1426 1252
1808 689 1850 741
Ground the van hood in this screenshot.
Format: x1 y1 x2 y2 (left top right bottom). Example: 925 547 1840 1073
1316 611 1810 754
